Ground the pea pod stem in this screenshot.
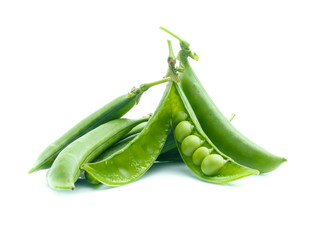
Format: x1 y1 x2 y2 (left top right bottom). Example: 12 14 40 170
139 77 170 92
160 27 190 48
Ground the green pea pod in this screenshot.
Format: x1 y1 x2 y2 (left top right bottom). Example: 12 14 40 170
93 128 176 163
47 117 148 190
161 27 286 173
29 78 169 174
81 81 173 186
124 122 148 137
170 81 259 184
84 131 179 184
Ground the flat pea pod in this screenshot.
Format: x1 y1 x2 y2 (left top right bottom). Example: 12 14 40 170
47 117 148 190
161 27 286 173
170 80 259 183
29 78 169 174
81 81 173 186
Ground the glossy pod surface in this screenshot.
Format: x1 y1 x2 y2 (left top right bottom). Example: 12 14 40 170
160 27 286 173
84 131 179 184
81 82 173 186
93 128 176 163
170 82 259 184
179 60 286 173
29 79 169 174
47 117 148 190
29 94 137 173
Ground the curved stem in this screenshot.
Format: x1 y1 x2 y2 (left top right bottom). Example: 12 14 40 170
139 77 171 92
160 26 190 48
160 27 183 42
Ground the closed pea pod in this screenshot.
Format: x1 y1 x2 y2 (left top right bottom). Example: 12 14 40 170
161 27 286 173
29 78 169 174
81 81 173 186
47 117 148 190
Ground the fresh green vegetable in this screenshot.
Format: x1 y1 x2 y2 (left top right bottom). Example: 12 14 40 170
47 117 148 190
161 27 286 173
84 130 179 184
81 81 173 186
165 41 259 183
170 81 259 183
29 78 169 174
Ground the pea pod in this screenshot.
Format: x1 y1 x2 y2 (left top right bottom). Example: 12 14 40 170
93 128 176 163
84 131 179 184
81 81 173 186
164 41 258 183
170 81 259 183
47 117 148 190
125 122 148 137
29 78 169 174
161 27 286 173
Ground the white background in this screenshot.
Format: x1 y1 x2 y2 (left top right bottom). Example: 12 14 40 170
1 0 317 239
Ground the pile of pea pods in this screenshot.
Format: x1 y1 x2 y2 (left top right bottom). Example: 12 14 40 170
29 27 287 190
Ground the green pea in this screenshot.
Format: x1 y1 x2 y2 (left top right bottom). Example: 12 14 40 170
201 154 225 176
175 121 194 143
192 147 210 166
173 111 188 125
181 135 202 156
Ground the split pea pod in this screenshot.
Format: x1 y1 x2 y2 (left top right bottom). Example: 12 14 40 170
47 117 148 190
170 79 259 183
161 27 286 173
81 81 173 186
84 131 179 184
164 41 258 183
93 128 176 163
29 78 169 173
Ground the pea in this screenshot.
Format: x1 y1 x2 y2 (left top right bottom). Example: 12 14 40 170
173 111 188 125
192 147 210 166
201 154 225 176
181 135 202 156
175 121 194 143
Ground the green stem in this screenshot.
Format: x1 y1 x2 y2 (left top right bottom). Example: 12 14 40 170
140 77 171 92
160 27 183 42
160 27 198 62
167 40 175 60
160 26 190 48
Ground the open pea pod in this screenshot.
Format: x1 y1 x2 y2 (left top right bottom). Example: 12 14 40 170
170 81 259 184
81 81 173 186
